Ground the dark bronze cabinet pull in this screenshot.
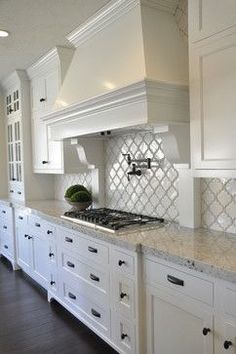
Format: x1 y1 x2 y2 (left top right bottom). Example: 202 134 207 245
167 274 184 287
121 333 128 340
50 281 55 286
67 261 75 268
39 98 46 102
68 292 76 300
224 341 233 350
118 260 125 266
202 328 211 336
4 245 8 249
18 216 23 220
120 292 128 299
42 161 48 164
35 223 41 227
3 225 7 230
88 246 98 253
47 230 53 235
91 308 101 318
49 252 54 258
28 236 32 240
1 210 6 214
24 234 28 238
90 273 100 282
65 237 73 243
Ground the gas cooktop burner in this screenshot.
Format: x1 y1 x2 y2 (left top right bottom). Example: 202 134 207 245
61 208 165 233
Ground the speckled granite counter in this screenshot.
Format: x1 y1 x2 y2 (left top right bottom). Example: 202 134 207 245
2 199 236 283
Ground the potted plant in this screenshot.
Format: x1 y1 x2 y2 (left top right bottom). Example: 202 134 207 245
64 184 92 211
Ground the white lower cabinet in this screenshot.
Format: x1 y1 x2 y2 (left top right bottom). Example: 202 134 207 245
0 203 17 269
146 285 213 354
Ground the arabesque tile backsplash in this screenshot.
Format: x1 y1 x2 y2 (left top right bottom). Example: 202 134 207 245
54 132 236 233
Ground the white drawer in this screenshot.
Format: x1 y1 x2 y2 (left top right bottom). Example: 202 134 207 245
0 219 13 235
111 313 136 354
112 249 135 277
61 251 109 295
29 215 45 238
62 282 110 337
1 232 14 258
0 205 12 219
59 229 109 266
15 209 28 226
112 275 135 319
145 259 214 306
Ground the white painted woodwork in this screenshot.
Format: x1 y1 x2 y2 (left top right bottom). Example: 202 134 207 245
189 0 236 43
0 70 55 200
16 225 31 273
31 234 50 288
190 33 236 170
0 95 8 198
146 285 214 354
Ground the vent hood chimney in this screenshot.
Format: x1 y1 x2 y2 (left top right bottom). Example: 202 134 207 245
42 0 190 163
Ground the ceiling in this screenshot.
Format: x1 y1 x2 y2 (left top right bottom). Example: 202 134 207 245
0 0 110 81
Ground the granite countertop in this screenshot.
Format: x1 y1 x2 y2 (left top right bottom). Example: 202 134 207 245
2 199 236 283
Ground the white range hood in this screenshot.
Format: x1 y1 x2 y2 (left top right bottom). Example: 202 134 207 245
42 0 190 163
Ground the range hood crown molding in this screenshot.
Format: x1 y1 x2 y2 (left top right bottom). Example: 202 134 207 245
42 79 189 126
67 0 178 48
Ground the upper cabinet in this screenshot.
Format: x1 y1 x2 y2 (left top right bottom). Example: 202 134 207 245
189 0 236 171
189 0 236 43
27 47 74 174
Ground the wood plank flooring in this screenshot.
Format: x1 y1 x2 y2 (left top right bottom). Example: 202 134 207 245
0 257 117 354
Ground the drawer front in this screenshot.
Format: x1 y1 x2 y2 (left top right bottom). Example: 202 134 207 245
48 243 57 267
0 219 13 235
59 229 109 266
15 209 28 226
111 313 136 354
112 249 135 277
0 205 12 220
112 276 135 319
61 251 108 294
29 215 47 240
62 282 110 336
43 222 56 241
1 232 13 258
145 259 213 306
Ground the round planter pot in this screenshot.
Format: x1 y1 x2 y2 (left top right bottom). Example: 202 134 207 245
65 198 92 211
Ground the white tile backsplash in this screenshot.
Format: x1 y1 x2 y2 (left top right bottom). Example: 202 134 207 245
201 178 236 234
54 172 92 201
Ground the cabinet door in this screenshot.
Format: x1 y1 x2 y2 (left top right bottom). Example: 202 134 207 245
146 286 214 354
189 0 236 43
31 236 49 289
190 33 236 169
45 69 59 112
31 77 46 114
16 226 31 274
31 118 49 171
215 319 236 354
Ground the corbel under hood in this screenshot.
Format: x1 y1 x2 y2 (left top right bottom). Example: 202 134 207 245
42 0 190 163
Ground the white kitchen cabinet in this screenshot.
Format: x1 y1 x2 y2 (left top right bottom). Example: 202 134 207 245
146 285 214 354
27 46 74 174
16 225 31 273
31 69 59 116
31 233 50 288
190 32 236 170
189 0 236 43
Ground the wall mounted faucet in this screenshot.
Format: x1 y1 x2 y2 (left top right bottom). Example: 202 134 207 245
122 153 153 181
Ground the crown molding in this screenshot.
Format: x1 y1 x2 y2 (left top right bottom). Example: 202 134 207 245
27 45 72 79
67 0 139 48
67 0 178 48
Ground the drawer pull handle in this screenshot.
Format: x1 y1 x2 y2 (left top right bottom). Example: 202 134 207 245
68 292 76 300
224 341 233 350
40 98 46 102
17 191 22 195
42 161 49 164
90 273 100 282
3 225 7 230
91 308 101 318
167 275 184 287
88 246 98 253
2 210 6 214
202 328 211 336
4 245 8 249
67 261 75 268
50 281 56 286
28 236 32 240
24 234 28 238
10 190 14 193
120 292 128 299
121 333 128 340
49 253 54 258
35 223 41 227
18 216 23 220
118 260 126 266
65 237 73 243
47 230 53 235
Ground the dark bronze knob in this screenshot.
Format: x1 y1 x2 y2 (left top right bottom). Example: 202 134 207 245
202 328 211 336
224 341 233 350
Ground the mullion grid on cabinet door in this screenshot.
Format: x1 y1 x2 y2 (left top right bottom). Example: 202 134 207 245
13 89 20 114
14 121 22 182
7 123 15 182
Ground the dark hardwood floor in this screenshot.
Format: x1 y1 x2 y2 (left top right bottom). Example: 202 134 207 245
0 257 117 354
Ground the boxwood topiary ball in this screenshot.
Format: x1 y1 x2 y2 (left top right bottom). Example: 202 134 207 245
64 185 88 199
70 190 92 203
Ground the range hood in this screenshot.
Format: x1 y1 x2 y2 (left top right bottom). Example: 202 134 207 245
42 0 190 163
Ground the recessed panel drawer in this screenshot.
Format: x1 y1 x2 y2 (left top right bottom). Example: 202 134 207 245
61 251 109 295
145 259 214 306
111 313 136 354
112 275 135 319
62 282 110 337
112 249 135 277
15 209 28 226
224 284 236 318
